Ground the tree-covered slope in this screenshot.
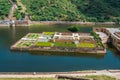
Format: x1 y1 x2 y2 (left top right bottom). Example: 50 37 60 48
21 0 82 21
71 0 120 22
0 0 11 20
19 0 120 22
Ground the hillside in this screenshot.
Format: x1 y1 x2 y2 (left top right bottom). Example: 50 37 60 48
0 0 120 22
0 0 11 20
20 0 82 21
71 0 120 22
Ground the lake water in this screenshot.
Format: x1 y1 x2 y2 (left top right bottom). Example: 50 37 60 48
0 24 120 72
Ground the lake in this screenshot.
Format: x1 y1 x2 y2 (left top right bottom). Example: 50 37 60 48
0 24 120 72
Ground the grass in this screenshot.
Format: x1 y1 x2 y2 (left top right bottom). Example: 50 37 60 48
35 42 51 47
54 42 76 47
77 42 95 48
26 34 39 39
81 75 116 80
16 0 26 13
43 32 54 35
16 41 33 47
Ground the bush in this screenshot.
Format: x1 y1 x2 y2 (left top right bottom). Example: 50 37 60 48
67 25 79 32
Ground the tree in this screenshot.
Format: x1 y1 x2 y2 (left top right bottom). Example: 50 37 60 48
67 25 79 32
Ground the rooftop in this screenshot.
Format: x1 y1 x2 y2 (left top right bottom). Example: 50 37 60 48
114 32 120 38
96 32 108 38
106 28 120 34
106 28 120 40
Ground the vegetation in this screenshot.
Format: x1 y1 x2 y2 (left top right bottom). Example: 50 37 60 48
77 42 95 48
35 42 51 47
54 42 76 47
16 41 34 47
0 0 11 20
72 0 120 22
17 0 120 22
81 75 116 80
90 31 103 48
67 25 79 32
21 0 81 21
26 34 39 39
0 75 116 80
43 32 54 35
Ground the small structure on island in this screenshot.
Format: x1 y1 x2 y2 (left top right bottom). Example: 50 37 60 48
93 27 120 52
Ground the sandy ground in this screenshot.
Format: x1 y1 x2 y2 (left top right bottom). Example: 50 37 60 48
0 70 120 79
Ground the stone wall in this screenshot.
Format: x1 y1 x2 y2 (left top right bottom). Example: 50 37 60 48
15 20 29 26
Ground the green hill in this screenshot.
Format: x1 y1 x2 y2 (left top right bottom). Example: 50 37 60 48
0 0 11 20
1 0 120 22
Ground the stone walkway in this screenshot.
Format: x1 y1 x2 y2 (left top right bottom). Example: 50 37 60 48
0 70 120 79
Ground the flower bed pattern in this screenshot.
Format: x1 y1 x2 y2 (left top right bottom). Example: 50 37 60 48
11 32 106 53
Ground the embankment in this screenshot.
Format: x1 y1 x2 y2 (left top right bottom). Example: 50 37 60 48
0 20 119 27
0 70 120 79
30 21 120 26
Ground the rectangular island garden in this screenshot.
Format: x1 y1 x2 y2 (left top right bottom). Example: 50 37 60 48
11 32 106 54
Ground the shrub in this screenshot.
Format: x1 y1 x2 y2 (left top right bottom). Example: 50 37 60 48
67 25 79 32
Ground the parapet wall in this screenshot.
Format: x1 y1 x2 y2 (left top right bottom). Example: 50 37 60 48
30 21 119 26
0 20 10 27
11 46 106 54
15 20 29 26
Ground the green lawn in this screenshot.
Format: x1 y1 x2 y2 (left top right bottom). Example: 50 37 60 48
77 42 95 48
54 42 76 47
35 42 51 47
43 32 54 35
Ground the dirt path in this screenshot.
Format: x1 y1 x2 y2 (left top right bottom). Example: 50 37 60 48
0 70 120 79
8 0 17 19
16 0 26 13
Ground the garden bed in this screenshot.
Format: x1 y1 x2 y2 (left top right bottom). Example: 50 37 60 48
77 42 95 48
35 42 51 47
11 32 106 53
16 41 34 47
25 33 40 39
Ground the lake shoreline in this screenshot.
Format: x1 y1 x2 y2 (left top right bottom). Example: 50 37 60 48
0 70 120 79
30 21 120 26
0 20 120 27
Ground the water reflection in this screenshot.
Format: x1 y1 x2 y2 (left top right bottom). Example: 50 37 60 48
28 51 105 59
107 43 120 58
1 25 120 72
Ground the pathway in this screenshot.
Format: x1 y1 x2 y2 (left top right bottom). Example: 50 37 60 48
8 0 17 19
0 70 120 79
